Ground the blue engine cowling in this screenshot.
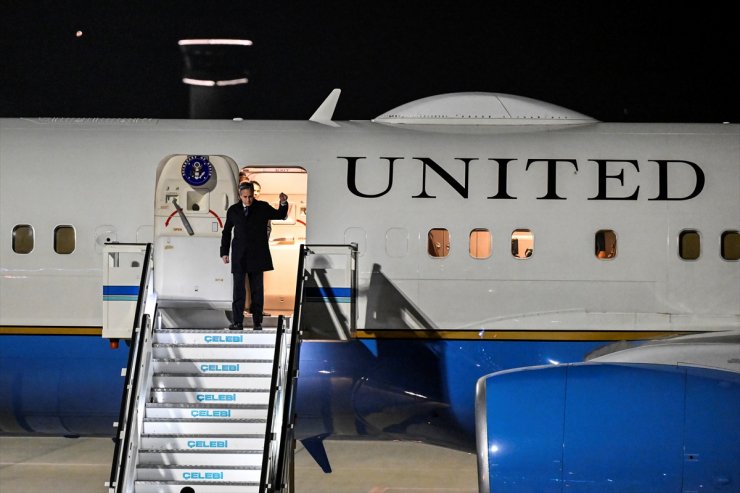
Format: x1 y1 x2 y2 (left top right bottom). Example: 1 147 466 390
476 363 740 493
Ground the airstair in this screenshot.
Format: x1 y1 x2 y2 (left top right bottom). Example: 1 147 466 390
105 242 357 493
104 243 306 493
134 318 288 492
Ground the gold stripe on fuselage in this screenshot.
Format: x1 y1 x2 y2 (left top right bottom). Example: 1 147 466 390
0 325 688 341
353 329 687 341
0 326 103 336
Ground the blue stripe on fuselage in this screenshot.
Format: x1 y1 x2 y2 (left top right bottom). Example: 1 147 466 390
304 287 351 302
102 285 140 296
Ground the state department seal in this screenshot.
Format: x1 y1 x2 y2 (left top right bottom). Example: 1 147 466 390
182 155 213 187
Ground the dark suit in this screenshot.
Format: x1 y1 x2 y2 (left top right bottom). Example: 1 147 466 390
220 199 288 326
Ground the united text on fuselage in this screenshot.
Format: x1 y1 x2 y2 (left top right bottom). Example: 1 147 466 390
343 156 705 201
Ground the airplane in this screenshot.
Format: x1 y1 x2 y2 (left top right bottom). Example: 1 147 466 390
0 91 738 492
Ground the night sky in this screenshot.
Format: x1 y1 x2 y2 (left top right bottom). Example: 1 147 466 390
2 2 738 122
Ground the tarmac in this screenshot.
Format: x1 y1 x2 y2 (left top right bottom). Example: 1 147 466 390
0 436 478 493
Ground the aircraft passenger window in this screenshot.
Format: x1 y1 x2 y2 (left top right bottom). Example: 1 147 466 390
679 230 700 260
428 228 450 258
595 230 617 259
511 229 534 259
386 227 408 258
721 230 740 260
12 225 34 254
469 229 491 259
54 225 76 254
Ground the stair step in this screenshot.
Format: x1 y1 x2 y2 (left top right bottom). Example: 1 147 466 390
151 388 270 405
152 374 272 390
145 403 269 420
136 464 261 482
154 329 279 345
140 434 265 450
152 359 274 375
143 418 267 435
134 480 259 493
153 344 275 360
116 314 293 492
138 449 263 466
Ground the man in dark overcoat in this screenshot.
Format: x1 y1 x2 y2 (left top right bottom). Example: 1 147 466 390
221 181 288 330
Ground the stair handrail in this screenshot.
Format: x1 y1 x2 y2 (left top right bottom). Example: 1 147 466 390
268 244 309 492
270 243 358 491
259 314 286 493
107 243 155 493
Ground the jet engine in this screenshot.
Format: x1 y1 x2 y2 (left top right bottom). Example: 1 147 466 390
476 363 739 492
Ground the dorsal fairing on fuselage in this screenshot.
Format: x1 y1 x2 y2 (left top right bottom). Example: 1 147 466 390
372 92 598 125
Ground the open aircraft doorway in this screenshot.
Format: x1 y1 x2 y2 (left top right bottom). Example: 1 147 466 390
239 166 308 317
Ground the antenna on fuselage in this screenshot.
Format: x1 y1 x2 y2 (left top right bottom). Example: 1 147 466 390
310 89 341 127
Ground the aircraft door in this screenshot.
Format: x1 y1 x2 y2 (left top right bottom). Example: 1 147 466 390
238 167 308 316
153 154 239 301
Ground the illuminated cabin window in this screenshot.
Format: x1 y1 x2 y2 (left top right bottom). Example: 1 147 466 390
54 225 76 254
469 229 491 259
595 229 617 259
721 230 740 260
12 225 34 254
428 228 450 258
679 230 700 260
511 229 534 259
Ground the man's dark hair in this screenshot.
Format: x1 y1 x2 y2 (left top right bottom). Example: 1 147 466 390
238 181 254 192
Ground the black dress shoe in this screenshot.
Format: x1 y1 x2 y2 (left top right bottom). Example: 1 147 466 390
253 325 262 331
228 323 243 330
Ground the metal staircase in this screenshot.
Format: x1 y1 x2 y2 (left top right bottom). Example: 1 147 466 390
135 320 287 492
107 242 357 493
109 308 296 493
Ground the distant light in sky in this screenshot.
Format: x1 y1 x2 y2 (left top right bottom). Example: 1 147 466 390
182 78 249 87
75 30 83 38
178 39 253 46
182 78 216 87
216 78 249 87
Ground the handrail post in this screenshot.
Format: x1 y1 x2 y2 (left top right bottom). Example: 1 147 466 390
258 243 357 492
107 243 155 493
259 315 285 493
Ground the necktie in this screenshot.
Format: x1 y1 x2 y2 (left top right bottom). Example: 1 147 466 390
244 206 249 217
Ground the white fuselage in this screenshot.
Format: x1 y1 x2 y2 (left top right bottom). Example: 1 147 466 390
1 117 738 334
